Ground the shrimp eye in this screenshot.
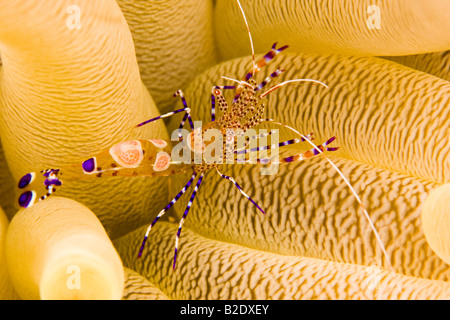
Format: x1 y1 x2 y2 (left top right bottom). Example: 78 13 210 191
214 89 222 96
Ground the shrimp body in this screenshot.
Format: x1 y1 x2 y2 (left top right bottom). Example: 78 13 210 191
17 139 190 208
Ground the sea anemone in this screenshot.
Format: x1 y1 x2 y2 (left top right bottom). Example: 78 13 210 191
0 0 449 300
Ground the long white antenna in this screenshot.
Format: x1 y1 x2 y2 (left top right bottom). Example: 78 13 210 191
221 76 253 88
236 0 256 77
260 79 329 97
275 122 394 272
234 0 393 273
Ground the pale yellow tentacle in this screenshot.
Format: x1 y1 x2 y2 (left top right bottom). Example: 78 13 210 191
0 0 169 238
0 207 19 300
5 197 124 300
215 0 450 58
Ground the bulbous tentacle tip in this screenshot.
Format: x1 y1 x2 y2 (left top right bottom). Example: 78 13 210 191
6 196 125 299
421 183 450 266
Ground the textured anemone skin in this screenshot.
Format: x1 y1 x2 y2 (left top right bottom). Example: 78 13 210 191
0 0 170 238
214 0 450 59
116 0 218 113
122 267 169 300
384 51 450 82
0 0 449 300
115 222 450 299
141 52 450 297
5 197 124 300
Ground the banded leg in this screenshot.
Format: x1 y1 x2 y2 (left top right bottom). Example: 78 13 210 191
215 167 265 215
234 131 313 151
233 130 278 159
255 67 285 91
235 137 301 156
279 137 338 163
211 85 235 121
138 171 197 258
235 136 338 164
136 90 194 141
173 172 205 269
174 90 195 141
232 43 289 103
232 131 314 164
136 107 190 128
244 42 288 81
234 130 276 153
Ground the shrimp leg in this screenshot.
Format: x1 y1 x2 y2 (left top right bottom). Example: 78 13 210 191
173 172 205 269
255 67 285 92
235 136 338 164
173 90 195 141
215 167 265 215
138 171 198 258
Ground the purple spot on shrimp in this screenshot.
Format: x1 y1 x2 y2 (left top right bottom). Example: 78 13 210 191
18 173 34 189
264 51 276 62
270 69 283 77
18 191 35 208
44 179 62 187
313 146 325 155
43 169 59 178
276 45 289 52
284 156 295 163
82 157 96 173
326 136 336 145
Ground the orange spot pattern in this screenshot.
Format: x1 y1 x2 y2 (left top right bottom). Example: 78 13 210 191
149 139 168 148
154 151 171 172
109 140 144 168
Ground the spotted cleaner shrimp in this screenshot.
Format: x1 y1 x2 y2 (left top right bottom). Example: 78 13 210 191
16 0 393 272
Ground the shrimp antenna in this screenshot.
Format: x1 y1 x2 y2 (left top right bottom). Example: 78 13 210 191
260 79 329 98
221 76 253 88
283 125 394 272
236 0 256 77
